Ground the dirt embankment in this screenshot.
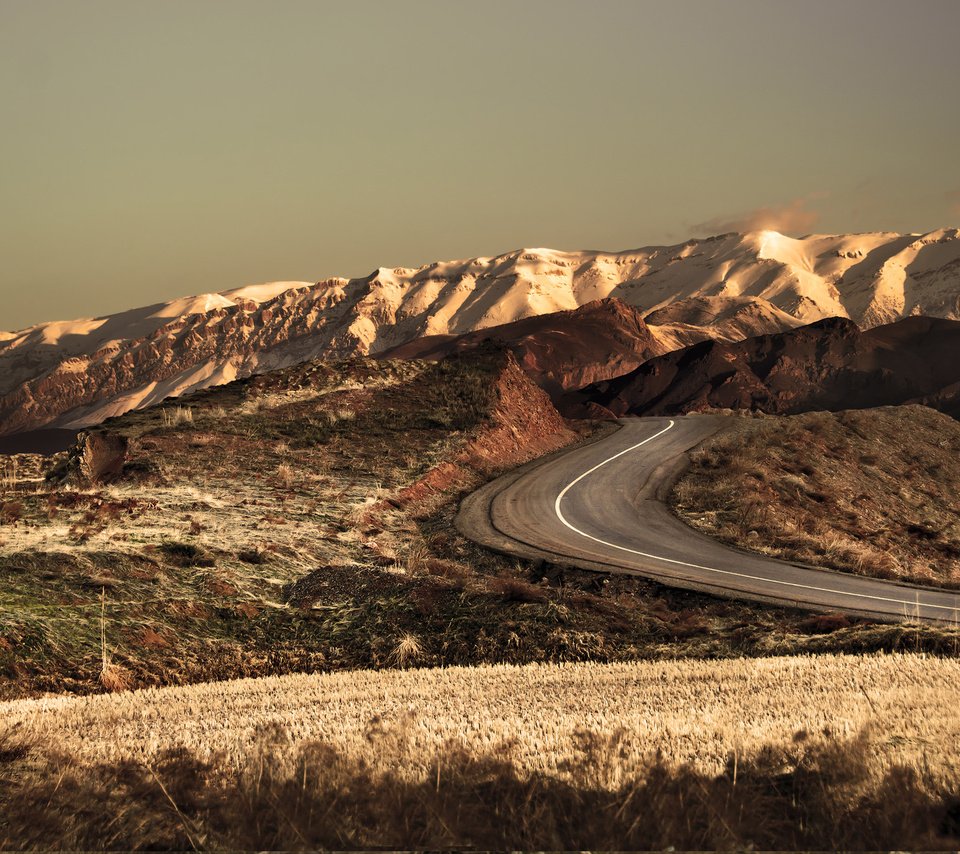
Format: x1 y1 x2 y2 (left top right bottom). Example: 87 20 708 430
389 351 576 511
671 405 960 588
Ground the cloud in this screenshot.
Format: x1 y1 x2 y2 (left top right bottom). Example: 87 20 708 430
692 196 822 237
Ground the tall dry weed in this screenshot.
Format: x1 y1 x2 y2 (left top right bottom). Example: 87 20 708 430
161 406 194 428
97 589 131 693
390 633 423 667
1 458 17 491
276 463 295 490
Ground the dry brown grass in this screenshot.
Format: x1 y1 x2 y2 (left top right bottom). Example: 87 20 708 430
160 405 194 428
672 406 960 587
1 656 959 849
1 720 957 850
275 462 295 490
1 355 603 696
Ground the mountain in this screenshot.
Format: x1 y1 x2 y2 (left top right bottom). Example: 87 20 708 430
642 294 803 345
2 228 959 436
566 315 960 419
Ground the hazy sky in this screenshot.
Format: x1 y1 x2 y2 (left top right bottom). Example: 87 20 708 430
2 0 959 330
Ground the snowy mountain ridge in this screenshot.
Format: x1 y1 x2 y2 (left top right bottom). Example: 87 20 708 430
2 228 959 435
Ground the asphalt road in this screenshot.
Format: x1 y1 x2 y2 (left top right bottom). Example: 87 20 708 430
457 416 960 624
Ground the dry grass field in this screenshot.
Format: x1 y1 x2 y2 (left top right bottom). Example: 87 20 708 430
5 653 957 776
672 405 960 588
2 654 958 849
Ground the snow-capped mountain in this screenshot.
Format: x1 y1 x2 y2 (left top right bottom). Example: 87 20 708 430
2 228 959 436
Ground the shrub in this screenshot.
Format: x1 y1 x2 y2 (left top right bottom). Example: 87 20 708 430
0 501 23 525
488 574 549 603
160 541 215 568
797 613 854 634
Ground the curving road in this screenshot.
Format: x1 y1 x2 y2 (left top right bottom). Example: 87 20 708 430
457 416 960 624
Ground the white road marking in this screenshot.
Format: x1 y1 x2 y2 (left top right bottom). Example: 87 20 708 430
553 419 960 618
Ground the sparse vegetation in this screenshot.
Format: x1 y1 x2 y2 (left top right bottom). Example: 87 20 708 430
3 365 960 699
672 406 960 587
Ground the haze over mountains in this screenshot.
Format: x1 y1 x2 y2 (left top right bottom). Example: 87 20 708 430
2 228 959 436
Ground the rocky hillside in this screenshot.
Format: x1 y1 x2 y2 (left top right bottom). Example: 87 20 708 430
0 350 582 696
2 228 959 436
569 315 960 418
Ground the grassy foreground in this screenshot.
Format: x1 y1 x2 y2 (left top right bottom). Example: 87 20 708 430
2 655 959 849
671 405 960 589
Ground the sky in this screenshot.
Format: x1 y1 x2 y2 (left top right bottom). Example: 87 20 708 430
1 0 959 331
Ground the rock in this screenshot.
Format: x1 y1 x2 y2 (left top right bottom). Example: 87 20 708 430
79 432 128 484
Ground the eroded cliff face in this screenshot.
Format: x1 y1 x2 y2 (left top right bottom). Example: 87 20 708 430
3 228 959 436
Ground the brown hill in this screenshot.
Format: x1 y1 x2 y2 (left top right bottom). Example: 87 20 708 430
567 315 960 418
378 298 676 401
379 296 806 407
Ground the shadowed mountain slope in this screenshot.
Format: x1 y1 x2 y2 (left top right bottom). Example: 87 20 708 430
380 296 807 404
567 315 960 418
